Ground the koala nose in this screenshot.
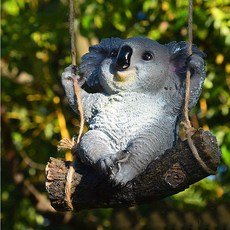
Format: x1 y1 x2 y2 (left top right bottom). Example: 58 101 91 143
115 45 133 71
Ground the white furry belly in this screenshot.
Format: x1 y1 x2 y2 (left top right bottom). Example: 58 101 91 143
88 93 163 151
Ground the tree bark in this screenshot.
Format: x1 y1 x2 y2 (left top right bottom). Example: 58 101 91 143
45 128 221 212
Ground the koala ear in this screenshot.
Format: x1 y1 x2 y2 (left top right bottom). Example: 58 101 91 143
79 37 123 92
166 41 206 76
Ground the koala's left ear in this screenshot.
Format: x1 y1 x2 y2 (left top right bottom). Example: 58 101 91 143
79 38 123 92
166 41 206 76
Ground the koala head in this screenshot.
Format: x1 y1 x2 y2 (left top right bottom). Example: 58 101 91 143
80 36 205 95
98 36 171 94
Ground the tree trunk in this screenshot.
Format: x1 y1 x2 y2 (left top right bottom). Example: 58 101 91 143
45 128 221 212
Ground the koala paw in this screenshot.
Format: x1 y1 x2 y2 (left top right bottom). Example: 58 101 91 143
96 150 131 187
62 65 80 82
187 54 204 74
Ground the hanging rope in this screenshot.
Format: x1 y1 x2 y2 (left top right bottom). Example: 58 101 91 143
183 0 215 174
183 0 193 130
69 0 85 145
64 0 85 210
69 0 76 66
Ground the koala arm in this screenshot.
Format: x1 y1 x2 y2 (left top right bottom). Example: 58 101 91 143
61 65 106 120
167 42 206 113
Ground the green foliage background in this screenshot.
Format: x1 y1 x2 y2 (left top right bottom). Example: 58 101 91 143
1 0 230 229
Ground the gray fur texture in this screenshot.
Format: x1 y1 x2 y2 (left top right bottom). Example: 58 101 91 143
61 36 206 186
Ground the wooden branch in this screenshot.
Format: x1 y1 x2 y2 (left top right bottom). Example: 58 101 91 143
45 128 221 212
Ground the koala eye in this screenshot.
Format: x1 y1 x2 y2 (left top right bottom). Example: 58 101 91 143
110 49 118 58
142 52 154 61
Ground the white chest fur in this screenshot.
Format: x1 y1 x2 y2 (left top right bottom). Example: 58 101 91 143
88 92 166 151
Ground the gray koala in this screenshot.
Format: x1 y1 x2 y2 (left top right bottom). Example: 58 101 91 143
61 36 206 186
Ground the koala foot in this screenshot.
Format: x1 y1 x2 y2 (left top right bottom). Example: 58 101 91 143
96 150 135 186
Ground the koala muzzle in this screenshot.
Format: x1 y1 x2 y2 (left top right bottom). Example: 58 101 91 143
115 45 133 71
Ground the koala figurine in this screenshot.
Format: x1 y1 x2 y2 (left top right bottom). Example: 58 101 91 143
62 36 206 186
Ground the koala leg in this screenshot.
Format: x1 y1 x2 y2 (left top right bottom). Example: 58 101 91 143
108 127 172 186
79 130 118 173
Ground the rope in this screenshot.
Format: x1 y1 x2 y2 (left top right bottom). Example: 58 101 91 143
183 0 193 129
183 0 215 174
69 0 76 66
64 0 85 210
